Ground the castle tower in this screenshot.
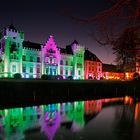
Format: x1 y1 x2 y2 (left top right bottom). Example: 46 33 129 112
71 40 85 79
0 24 24 77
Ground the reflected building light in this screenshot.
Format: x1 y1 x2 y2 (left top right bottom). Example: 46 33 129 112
41 111 60 140
134 103 140 123
56 103 60 112
124 96 133 104
104 97 124 103
84 100 103 115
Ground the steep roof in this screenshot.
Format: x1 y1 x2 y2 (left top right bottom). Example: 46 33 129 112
84 49 101 62
66 45 73 54
59 47 67 54
71 40 79 45
23 41 42 50
59 46 73 55
59 40 79 55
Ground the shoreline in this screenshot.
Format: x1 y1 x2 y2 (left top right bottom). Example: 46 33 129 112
0 79 139 109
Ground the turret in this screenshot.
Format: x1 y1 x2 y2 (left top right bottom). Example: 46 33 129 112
0 24 24 77
71 40 85 79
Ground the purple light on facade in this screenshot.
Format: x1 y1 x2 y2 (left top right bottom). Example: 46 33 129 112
41 35 60 75
41 111 61 140
42 35 60 60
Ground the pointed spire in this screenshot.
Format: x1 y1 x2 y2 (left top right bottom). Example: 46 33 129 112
71 40 79 45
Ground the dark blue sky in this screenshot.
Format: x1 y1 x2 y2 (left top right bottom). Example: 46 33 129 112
0 0 115 64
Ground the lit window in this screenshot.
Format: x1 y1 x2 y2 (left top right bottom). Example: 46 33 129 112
12 65 16 72
30 67 33 73
53 69 56 75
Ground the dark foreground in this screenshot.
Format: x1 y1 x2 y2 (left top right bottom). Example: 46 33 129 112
0 79 140 108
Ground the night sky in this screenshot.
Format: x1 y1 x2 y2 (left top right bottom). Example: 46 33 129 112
0 0 115 64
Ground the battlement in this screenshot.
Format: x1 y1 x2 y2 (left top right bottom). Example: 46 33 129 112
23 47 40 52
0 24 24 40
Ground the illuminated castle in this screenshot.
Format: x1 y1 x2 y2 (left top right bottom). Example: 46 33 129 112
0 25 85 79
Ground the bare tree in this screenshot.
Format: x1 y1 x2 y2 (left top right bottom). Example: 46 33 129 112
67 0 140 72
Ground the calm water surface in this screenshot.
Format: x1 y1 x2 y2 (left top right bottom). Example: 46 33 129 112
0 96 140 140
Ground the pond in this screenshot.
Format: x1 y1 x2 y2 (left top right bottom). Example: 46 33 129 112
0 96 140 140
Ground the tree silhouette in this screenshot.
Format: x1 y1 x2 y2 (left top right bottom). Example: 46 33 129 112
67 0 140 72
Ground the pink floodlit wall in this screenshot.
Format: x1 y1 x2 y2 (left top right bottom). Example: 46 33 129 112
42 35 60 62
41 35 60 75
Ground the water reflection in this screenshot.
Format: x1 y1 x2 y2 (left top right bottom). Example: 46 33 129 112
0 96 140 140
